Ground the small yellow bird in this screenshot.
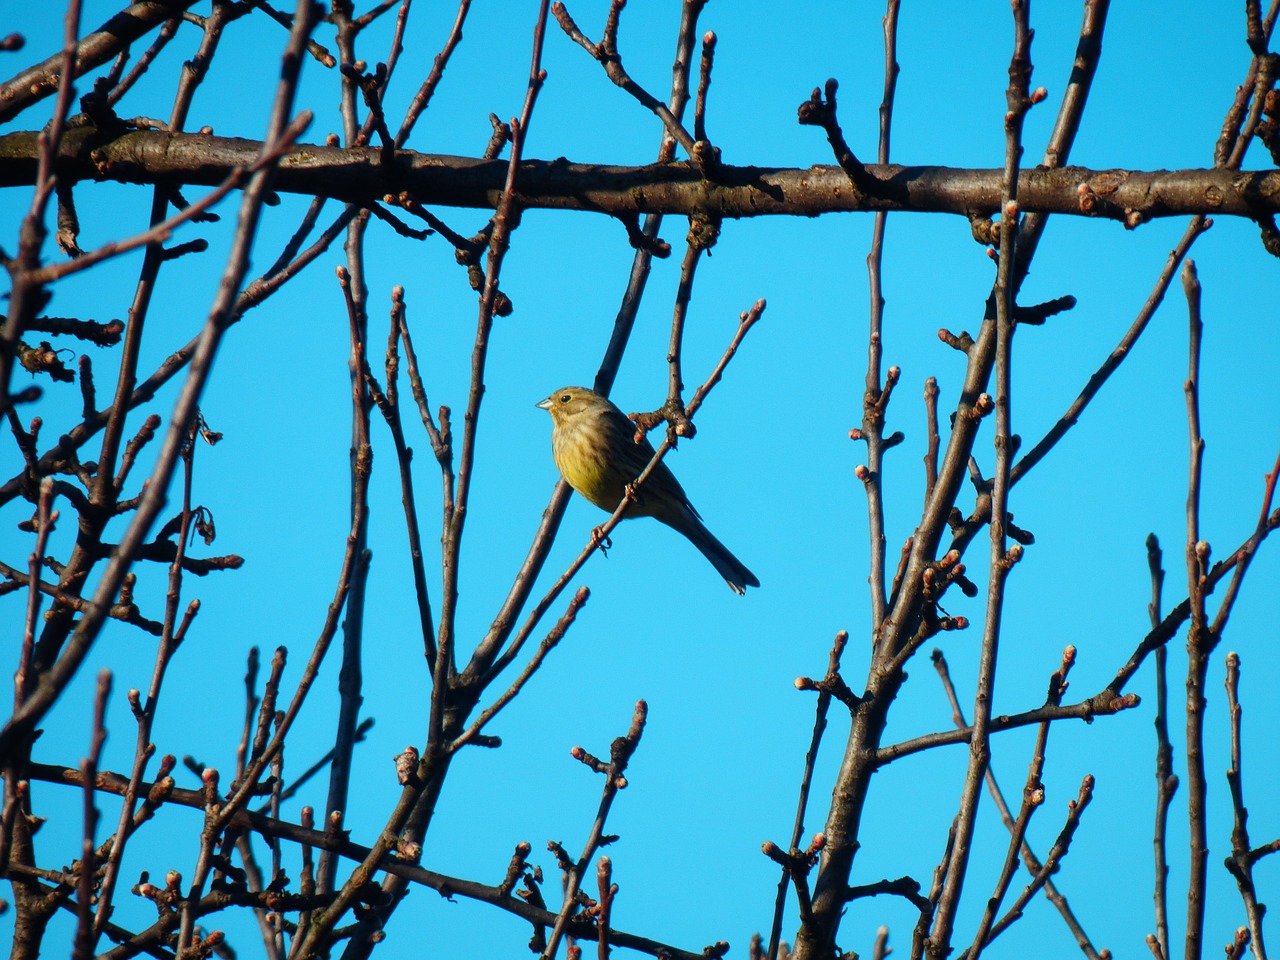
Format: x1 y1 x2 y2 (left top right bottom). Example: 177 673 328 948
537 386 759 594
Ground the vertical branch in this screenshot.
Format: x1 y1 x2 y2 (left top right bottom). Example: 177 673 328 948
93 420 201 940
923 377 940 507
925 6 1034 958
961 652 1072 960
317 0 376 895
1148 533 1177 960
860 0 901 629
596 856 617 960
0 480 55 891
71 670 111 960
693 30 714 144
0 0 82 412
662 216 717 436
768 631 849 960
316 257 375 896
16 480 56 713
913 820 957 960
378 290 437 659
931 651 1103 960
595 0 704 392
1181 259 1210 960
437 0 551 703
1223 653 1267 960
541 701 647 960
394 0 472 148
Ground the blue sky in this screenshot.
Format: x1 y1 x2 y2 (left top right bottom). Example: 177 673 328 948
3 2 1279 958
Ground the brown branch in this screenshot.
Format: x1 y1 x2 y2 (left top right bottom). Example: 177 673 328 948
30 757 707 959
542 700 648 960
858 0 902 634
925 8 1034 956
0 0 202 125
1011 215 1211 484
24 316 125 347
1208 447 1280 639
875 688 1141 766
102 16 181 108
71 669 110 960
1223 652 1268 960
979 776 1096 948
312 94 374 891
552 0 698 160
796 79 880 197
394 0 471 148
660 216 718 439
922 377 940 505
366 289 437 664
449 586 589 753
1148 533 1176 960
0 561 165 635
1182 259 1211 960
769 631 849 960
4 129 1280 220
932 651 1104 960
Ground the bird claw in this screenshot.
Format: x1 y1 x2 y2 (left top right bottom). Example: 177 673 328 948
591 526 612 555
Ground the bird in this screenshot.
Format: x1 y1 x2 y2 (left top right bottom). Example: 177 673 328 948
537 385 759 594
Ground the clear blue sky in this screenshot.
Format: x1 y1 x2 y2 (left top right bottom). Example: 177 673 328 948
3 2 1279 958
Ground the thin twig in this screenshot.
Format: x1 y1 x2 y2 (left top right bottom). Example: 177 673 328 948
72 669 111 960
768 631 848 960
932 651 1103 960
395 0 471 148
552 0 698 158
449 587 590 752
1181 258 1211 960
541 701 647 960
1223 652 1268 960
860 0 902 634
925 7 1034 956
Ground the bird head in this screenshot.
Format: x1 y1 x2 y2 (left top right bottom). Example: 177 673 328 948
536 386 607 425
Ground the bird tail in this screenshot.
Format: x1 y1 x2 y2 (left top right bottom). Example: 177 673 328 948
670 512 760 595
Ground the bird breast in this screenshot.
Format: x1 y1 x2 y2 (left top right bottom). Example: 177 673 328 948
552 412 631 512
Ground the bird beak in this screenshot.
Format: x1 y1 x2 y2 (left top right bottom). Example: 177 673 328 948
535 396 552 410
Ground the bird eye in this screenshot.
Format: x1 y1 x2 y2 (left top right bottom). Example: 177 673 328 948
559 394 570 403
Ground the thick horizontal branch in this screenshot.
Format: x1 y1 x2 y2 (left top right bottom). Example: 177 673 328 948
2 128 1278 221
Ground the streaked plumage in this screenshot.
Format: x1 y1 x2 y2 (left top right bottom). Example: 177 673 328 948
537 386 759 594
